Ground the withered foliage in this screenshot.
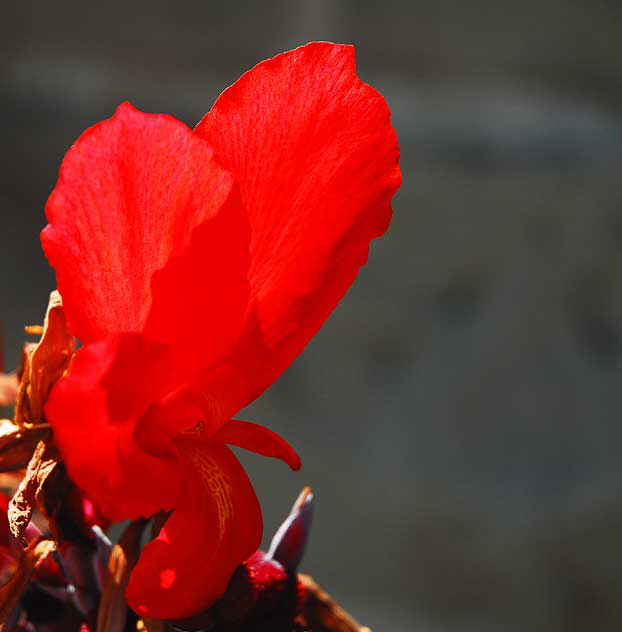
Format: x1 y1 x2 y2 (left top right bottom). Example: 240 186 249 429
0 292 75 624
14 290 74 427
0 419 49 473
4 291 74 547
0 291 73 475
8 439 60 545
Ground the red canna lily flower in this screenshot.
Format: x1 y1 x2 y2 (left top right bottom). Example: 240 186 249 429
41 42 401 619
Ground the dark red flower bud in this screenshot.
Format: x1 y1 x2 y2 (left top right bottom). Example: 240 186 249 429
267 487 313 572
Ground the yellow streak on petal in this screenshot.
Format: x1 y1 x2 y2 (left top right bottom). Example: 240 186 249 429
184 445 233 537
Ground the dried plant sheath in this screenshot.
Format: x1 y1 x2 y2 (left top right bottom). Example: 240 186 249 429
0 420 50 472
9 439 59 545
14 291 73 427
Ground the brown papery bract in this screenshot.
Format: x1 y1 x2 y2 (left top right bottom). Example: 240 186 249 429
14 290 74 427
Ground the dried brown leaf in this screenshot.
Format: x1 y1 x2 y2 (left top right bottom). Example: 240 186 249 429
0 374 17 408
12 344 34 426
0 537 56 623
13 348 34 429
97 519 148 632
0 420 50 473
298 574 371 632
14 291 74 427
8 440 59 545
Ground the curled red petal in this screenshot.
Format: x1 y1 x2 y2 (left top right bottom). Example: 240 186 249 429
126 441 261 619
42 101 240 345
45 334 180 521
195 42 401 418
213 420 301 471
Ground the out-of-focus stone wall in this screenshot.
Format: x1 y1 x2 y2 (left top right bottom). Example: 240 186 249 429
2 2 622 630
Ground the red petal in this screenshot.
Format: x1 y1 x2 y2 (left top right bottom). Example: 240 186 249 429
126 440 261 619
132 187 252 456
133 387 206 458
45 334 180 521
143 184 250 384
195 42 401 416
213 420 301 470
42 102 242 345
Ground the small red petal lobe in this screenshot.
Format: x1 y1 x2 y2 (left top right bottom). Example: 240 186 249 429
214 420 301 471
42 102 243 345
195 42 401 418
126 441 262 619
45 335 180 521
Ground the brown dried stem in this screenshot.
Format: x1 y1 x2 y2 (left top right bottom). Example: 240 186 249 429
298 574 371 632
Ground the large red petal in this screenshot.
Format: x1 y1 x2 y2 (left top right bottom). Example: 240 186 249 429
195 42 401 416
126 440 261 619
132 185 252 457
45 334 180 521
143 184 251 388
42 102 241 345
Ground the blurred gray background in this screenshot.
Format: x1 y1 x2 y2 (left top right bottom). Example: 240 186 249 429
2 1 622 630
